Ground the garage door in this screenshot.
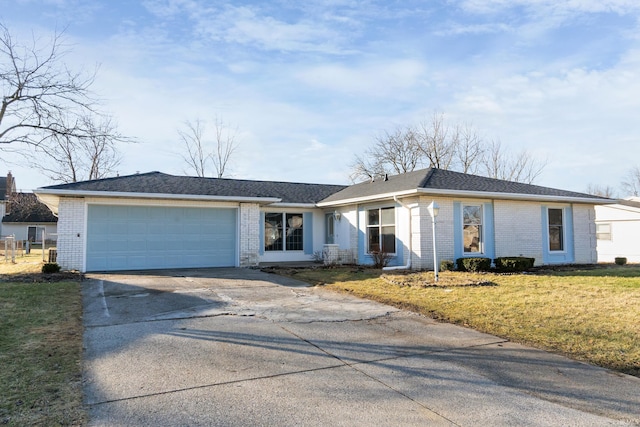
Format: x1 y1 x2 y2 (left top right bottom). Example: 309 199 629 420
86 205 237 271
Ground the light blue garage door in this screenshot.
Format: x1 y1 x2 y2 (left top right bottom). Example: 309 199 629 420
86 205 237 272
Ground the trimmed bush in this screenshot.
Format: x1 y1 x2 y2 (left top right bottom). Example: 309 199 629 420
456 257 491 272
440 259 455 272
494 256 535 273
42 263 61 274
615 257 627 266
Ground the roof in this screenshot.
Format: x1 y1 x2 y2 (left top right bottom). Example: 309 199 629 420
319 168 609 205
38 172 347 205
612 197 640 209
2 193 58 223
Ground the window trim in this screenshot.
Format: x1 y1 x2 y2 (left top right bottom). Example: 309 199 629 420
462 204 483 255
596 222 612 241
264 212 304 252
366 206 396 255
547 207 565 253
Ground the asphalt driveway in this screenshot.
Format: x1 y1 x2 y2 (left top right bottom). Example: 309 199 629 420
83 268 640 426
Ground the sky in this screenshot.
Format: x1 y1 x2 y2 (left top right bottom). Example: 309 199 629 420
2 0 640 195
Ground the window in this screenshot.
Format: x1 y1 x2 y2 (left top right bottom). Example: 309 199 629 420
264 212 303 252
548 208 564 251
596 223 612 241
367 207 395 253
463 205 482 253
27 226 45 243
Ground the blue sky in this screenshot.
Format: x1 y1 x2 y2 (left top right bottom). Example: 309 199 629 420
2 0 640 194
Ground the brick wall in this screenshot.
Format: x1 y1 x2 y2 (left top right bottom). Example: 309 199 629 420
56 197 85 271
414 197 455 270
239 203 260 267
494 200 544 264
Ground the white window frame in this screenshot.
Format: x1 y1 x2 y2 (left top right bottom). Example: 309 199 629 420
547 207 565 252
462 204 483 254
264 212 304 252
366 207 396 255
596 223 612 241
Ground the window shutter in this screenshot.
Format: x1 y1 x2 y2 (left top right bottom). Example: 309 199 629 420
303 212 313 254
259 212 265 255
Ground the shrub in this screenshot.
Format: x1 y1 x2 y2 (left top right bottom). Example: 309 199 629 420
440 260 454 272
370 251 393 269
494 256 535 273
42 263 61 274
615 257 627 266
456 257 491 272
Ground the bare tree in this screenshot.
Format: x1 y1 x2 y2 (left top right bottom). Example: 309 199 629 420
350 111 547 184
416 112 457 170
178 116 239 178
32 115 122 183
349 125 422 182
621 166 640 197
481 140 546 184
212 116 238 178
455 123 485 174
585 183 617 198
0 23 103 148
178 119 208 177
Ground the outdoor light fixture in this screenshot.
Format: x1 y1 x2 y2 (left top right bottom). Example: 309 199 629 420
427 201 440 282
333 210 341 221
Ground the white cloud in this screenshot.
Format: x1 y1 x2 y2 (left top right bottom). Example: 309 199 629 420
294 59 428 97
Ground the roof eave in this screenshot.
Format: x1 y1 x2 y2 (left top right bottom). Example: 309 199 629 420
316 189 420 207
416 188 611 204
34 189 283 214
268 202 319 209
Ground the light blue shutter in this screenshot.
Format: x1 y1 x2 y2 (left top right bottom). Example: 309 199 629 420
303 212 313 254
259 212 265 255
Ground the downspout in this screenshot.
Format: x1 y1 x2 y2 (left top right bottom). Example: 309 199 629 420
383 196 413 271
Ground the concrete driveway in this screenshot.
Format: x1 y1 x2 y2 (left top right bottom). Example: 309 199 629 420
83 268 640 426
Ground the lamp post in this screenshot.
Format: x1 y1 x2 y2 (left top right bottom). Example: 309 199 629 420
427 201 440 282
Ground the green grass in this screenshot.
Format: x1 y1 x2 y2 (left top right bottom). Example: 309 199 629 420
283 265 640 377
0 276 85 426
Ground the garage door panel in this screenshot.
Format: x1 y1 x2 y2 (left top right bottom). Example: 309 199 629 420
86 205 237 271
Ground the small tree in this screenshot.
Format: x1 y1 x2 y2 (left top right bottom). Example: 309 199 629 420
621 166 640 197
31 115 123 183
585 183 617 199
0 23 105 148
178 116 239 178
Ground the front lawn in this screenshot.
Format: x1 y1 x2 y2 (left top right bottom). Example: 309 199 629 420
0 256 85 426
280 265 640 377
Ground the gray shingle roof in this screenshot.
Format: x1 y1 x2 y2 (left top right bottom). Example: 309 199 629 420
2 193 58 223
41 172 347 204
320 168 605 204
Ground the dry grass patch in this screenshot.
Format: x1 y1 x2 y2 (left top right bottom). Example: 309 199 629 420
282 266 640 377
0 251 50 275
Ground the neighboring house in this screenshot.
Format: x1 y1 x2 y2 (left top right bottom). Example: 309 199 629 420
1 193 58 244
0 172 16 238
595 197 640 263
34 168 609 273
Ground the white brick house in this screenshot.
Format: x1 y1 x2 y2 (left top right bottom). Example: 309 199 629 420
34 168 608 272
